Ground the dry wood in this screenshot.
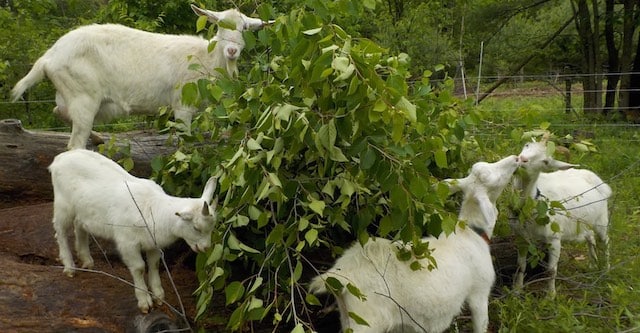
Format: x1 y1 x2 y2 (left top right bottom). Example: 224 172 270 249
0 118 174 206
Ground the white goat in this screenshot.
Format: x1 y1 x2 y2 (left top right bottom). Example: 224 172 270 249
12 5 271 149
309 155 520 333
512 135 611 296
48 149 218 313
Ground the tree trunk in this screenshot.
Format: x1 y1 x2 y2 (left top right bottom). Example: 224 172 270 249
0 118 174 207
574 0 602 116
604 0 620 116
626 29 640 122
616 0 638 115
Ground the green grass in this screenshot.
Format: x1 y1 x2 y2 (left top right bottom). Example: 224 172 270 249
471 85 640 333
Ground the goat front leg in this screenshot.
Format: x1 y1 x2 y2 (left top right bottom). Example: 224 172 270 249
173 107 194 135
546 238 562 298
514 245 527 291
146 248 165 306
467 291 490 333
119 246 153 313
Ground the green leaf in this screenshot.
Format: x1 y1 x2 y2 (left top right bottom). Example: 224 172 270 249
305 229 318 246
546 141 556 157
293 260 303 282
268 172 283 188
291 324 305 333
305 293 321 306
434 149 448 168
303 27 322 35
121 157 134 171
309 199 326 216
325 276 344 292
181 82 198 106
329 146 349 162
196 15 208 32
247 138 262 150
248 277 263 295
363 0 377 10
266 224 285 245
225 281 245 305
346 283 366 301
361 147 376 169
395 96 416 123
348 311 370 327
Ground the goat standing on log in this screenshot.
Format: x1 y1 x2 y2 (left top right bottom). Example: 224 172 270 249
512 134 611 297
11 5 271 149
49 149 219 313
309 155 520 333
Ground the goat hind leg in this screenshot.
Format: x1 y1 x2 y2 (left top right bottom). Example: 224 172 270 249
66 96 99 150
52 207 76 277
74 227 94 270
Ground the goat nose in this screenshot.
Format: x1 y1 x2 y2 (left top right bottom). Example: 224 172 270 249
518 156 528 163
227 47 238 57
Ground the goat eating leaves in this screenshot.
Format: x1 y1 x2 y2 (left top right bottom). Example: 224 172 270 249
49 149 219 313
309 155 520 333
12 5 272 149
512 134 611 297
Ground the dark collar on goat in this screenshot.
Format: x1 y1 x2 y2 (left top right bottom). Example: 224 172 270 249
470 225 491 245
535 187 548 200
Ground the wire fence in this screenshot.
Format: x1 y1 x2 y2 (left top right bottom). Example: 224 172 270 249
3 71 640 129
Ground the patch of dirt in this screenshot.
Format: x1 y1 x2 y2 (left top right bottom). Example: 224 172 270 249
0 202 202 332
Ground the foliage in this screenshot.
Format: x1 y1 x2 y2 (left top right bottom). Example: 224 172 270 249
0 0 101 126
151 1 476 330
94 0 193 32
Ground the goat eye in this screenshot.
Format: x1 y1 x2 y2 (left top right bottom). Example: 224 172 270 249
193 225 201 233
543 160 549 165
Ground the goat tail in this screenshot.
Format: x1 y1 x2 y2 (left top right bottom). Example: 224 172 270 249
11 58 47 102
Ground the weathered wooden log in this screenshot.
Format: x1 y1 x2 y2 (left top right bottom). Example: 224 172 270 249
0 118 175 206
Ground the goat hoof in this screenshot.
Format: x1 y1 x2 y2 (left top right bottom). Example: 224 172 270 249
138 296 154 314
63 268 75 277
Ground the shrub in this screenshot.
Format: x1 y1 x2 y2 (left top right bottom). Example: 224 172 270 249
152 2 475 331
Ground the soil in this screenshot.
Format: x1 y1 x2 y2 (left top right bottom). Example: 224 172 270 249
0 201 203 332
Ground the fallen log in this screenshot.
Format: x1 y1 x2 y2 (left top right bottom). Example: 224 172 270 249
0 118 174 207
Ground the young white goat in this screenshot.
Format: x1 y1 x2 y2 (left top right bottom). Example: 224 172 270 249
512 135 611 296
49 149 218 313
12 5 271 149
309 155 520 333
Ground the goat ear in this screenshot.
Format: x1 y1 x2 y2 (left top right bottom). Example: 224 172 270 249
201 177 218 203
549 159 578 170
201 201 210 216
191 5 223 23
242 14 272 30
475 192 497 230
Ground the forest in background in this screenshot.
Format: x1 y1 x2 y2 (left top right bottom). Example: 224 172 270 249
3 0 640 122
